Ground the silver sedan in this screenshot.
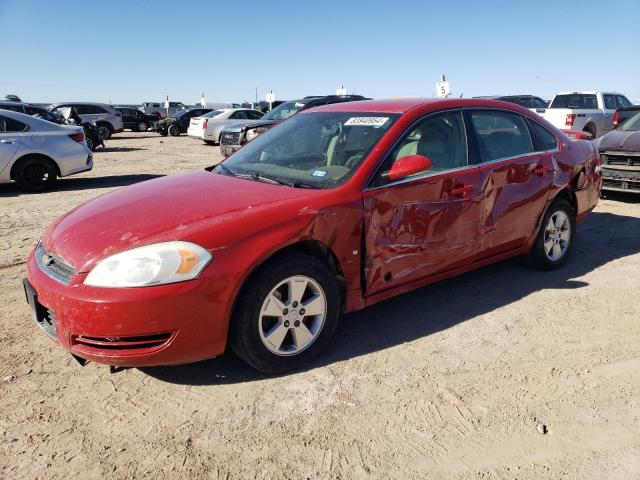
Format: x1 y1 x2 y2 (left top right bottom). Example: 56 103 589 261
187 108 264 145
0 110 92 192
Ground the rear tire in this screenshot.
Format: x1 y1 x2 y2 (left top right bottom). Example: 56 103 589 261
229 253 340 373
204 140 216 146
527 199 575 270
137 122 148 132
159 128 168 137
97 123 112 139
13 156 58 192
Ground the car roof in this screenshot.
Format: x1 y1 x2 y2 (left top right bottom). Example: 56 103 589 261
307 98 543 115
554 91 622 95
473 95 542 99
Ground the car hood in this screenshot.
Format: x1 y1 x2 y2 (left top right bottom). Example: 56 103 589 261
224 120 278 133
595 129 640 152
42 170 324 273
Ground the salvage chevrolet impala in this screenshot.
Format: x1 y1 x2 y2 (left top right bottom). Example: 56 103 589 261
24 99 602 373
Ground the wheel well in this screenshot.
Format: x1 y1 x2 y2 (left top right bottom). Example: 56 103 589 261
553 188 577 216
583 123 596 134
96 121 113 132
233 240 347 315
10 154 60 179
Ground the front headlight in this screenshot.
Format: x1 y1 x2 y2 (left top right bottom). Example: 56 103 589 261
84 241 212 288
245 127 265 142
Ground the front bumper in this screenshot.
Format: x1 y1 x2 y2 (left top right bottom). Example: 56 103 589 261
25 250 231 367
220 144 240 157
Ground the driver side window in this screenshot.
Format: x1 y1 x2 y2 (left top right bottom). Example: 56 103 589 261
373 111 468 186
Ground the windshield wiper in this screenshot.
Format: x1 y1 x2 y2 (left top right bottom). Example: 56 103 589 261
215 163 235 176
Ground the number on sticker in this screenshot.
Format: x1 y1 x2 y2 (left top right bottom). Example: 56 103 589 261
345 117 389 127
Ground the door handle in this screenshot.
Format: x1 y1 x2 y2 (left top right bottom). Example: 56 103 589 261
0 139 16 144
448 183 473 197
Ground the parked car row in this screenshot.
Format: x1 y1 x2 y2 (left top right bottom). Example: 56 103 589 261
218 95 370 156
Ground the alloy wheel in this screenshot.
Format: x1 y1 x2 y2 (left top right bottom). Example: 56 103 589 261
544 210 571 261
258 275 327 356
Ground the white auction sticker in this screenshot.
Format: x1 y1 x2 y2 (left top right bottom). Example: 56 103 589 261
345 117 389 127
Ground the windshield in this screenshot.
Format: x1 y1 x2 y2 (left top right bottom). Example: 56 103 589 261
620 112 640 131
201 109 226 118
218 112 398 189
550 94 598 109
261 101 305 121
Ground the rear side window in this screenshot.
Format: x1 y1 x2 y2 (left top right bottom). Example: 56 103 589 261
247 110 264 120
616 95 632 108
470 110 534 162
230 111 248 120
550 94 598 109
87 105 107 114
0 104 24 113
603 94 617 110
72 105 89 114
0 115 29 132
532 97 548 109
24 106 44 115
529 121 558 151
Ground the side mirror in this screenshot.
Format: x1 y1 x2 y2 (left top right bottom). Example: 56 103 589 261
387 154 432 181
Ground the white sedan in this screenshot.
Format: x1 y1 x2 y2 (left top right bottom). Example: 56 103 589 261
0 110 92 192
187 108 264 145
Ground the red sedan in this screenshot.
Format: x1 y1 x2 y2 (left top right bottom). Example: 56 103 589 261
24 98 602 373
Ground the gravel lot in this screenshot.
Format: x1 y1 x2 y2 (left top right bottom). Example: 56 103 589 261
1 132 639 479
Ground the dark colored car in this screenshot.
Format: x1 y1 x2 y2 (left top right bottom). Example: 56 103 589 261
613 105 640 129
220 95 370 156
24 98 601 373
0 101 65 124
596 111 640 194
152 108 212 136
473 95 549 114
115 107 159 132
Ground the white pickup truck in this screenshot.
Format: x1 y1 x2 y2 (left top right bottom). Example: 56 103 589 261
543 91 633 138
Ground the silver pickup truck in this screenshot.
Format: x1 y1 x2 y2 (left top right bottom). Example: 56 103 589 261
543 91 633 138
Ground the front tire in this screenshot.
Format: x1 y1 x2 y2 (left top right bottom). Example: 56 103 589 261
13 156 58 192
229 253 340 373
528 199 575 270
137 121 148 132
168 124 180 136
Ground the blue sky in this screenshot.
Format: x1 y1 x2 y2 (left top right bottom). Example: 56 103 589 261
1 0 639 104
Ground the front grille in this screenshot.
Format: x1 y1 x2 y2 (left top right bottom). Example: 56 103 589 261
35 243 75 284
601 153 640 167
71 332 174 353
603 178 640 192
221 132 241 145
601 166 640 182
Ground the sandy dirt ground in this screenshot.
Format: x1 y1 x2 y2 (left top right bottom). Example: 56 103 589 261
1 132 639 479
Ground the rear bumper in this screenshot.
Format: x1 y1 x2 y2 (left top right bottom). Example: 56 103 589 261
25 249 231 367
187 128 204 139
